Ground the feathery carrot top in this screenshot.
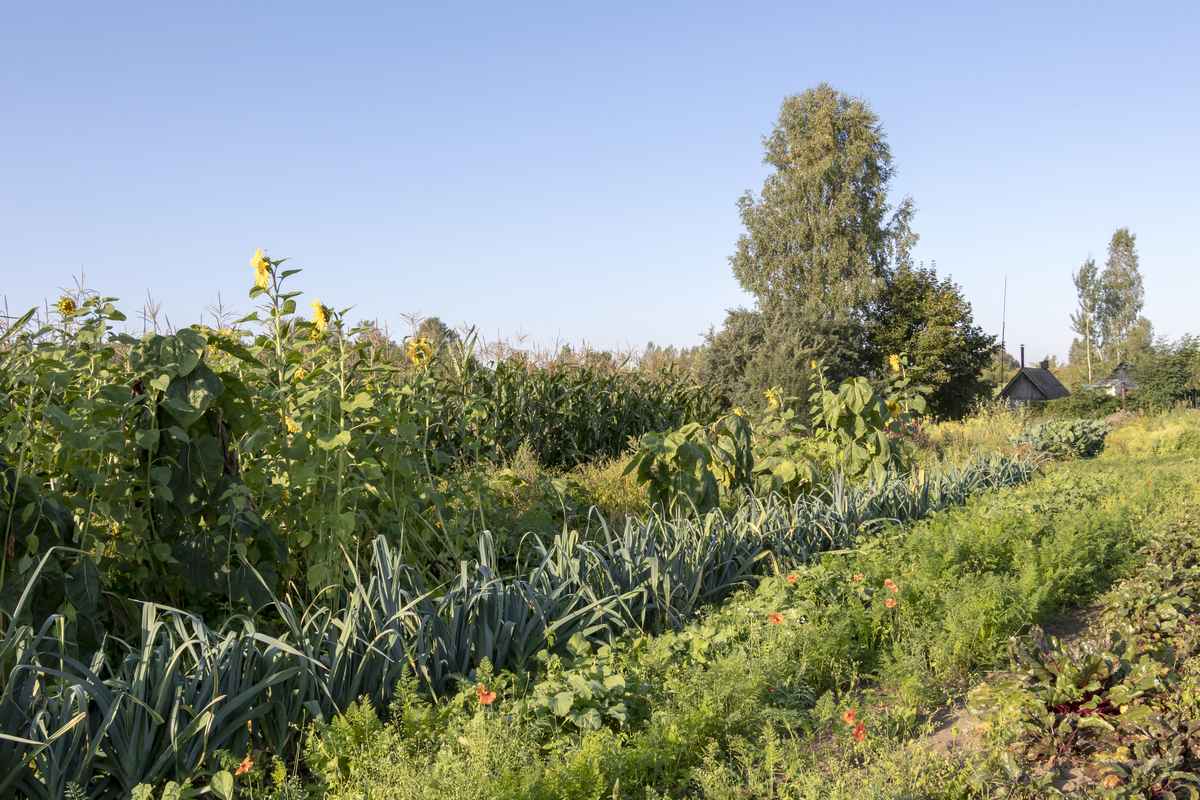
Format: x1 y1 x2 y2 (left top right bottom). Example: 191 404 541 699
767 612 784 625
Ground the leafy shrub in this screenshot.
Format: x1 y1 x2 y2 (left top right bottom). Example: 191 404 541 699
1019 419 1109 459
518 635 645 733
1130 337 1200 412
622 414 752 514
623 357 931 513
807 355 930 482
1042 388 1121 418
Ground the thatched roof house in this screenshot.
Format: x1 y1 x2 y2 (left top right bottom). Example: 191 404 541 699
999 366 1070 405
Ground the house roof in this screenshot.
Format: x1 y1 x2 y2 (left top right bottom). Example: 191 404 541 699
1086 363 1138 391
999 367 1071 401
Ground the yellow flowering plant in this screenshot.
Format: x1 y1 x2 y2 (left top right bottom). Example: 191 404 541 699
252 248 271 290
806 352 930 482
405 337 434 368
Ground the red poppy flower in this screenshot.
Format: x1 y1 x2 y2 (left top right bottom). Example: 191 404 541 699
768 612 785 625
883 578 899 593
884 597 898 609
852 722 867 742
842 708 857 725
786 574 798 584
476 684 497 705
235 755 253 776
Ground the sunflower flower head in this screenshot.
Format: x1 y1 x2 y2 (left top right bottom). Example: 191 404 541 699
56 296 78 317
406 337 434 368
251 248 270 290
888 353 901 374
764 387 782 411
311 301 330 333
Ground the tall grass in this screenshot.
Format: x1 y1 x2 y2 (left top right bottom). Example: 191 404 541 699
920 400 1031 465
1104 408 1200 457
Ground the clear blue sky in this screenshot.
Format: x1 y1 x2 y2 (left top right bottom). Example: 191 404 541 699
3 1 1197 362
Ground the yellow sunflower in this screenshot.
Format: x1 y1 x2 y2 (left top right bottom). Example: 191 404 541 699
406 337 434 367
888 354 901 374
56 296 77 317
311 301 329 333
251 248 270 289
764 387 782 411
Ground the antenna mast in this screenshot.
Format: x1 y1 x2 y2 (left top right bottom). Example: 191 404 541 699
1001 275 1007 353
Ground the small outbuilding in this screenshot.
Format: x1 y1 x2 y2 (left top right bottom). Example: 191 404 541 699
1089 362 1137 399
999 366 1071 405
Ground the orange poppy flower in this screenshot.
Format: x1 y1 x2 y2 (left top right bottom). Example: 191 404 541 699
883 578 899 593
851 573 864 583
786 574 798 584
884 597 898 609
852 722 867 742
476 684 497 706
235 755 253 776
768 612 785 625
842 708 857 725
